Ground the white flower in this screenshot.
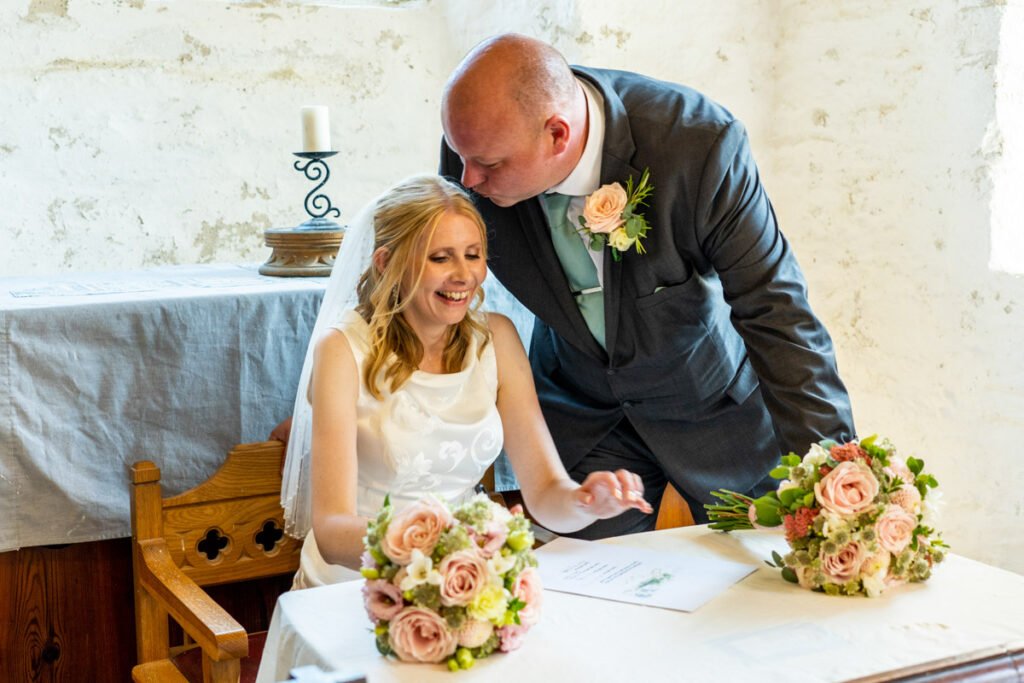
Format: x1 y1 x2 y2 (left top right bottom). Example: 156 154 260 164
820 512 848 539
487 553 515 578
921 488 943 527
607 227 635 252
803 443 830 468
400 549 442 591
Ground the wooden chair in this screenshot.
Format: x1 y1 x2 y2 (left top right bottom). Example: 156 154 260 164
655 483 695 530
130 441 302 683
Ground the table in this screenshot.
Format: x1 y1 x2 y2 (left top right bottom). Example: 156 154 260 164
255 525 1024 683
0 263 328 551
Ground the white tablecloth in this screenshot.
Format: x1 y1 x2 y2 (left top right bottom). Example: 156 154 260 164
256 525 1024 683
0 263 328 551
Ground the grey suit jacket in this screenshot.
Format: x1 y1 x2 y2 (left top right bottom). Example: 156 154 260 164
441 66 854 497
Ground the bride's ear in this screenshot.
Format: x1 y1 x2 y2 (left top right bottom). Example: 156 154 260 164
372 247 391 274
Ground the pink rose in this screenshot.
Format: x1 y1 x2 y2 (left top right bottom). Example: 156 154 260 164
438 549 489 607
470 520 508 558
387 606 458 663
381 497 453 565
512 567 543 627
497 623 530 653
362 579 404 623
582 183 628 234
888 484 922 513
821 541 865 584
885 457 916 486
814 461 879 516
875 504 917 554
457 618 494 649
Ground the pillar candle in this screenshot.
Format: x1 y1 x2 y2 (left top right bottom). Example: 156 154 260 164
300 105 330 153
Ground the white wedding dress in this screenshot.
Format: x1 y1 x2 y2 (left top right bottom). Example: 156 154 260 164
293 309 504 588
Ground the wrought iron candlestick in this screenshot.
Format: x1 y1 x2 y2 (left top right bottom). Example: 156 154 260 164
293 151 342 230
260 151 346 277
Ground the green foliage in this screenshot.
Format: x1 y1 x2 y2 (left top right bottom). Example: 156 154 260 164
410 583 441 611
769 466 791 480
781 454 802 467
754 496 783 527
906 456 924 475
781 566 798 583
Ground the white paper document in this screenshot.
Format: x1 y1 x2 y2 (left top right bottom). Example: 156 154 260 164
535 536 758 612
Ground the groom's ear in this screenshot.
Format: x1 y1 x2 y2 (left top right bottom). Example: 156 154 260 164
372 247 391 274
544 115 571 155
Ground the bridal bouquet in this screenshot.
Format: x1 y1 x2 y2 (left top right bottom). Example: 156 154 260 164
360 494 541 671
706 436 948 597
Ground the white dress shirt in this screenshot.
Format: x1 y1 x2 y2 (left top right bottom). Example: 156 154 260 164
545 78 607 287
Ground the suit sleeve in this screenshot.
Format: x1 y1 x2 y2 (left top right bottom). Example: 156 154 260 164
693 120 855 453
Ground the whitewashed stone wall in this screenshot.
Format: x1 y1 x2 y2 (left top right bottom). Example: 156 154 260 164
2 0 1020 573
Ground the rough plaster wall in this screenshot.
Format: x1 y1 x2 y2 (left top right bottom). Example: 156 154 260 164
765 1 1023 573
0 0 453 273
1 0 1021 572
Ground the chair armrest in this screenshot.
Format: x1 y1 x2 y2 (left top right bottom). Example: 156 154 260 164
136 538 249 662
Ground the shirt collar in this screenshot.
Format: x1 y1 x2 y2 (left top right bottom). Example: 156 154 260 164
547 78 605 197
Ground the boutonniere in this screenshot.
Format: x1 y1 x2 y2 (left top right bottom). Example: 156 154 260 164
578 168 654 261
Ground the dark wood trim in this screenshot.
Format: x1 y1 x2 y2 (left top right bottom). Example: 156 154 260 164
846 641 1024 682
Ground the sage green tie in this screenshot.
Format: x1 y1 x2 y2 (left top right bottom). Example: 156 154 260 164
542 193 606 350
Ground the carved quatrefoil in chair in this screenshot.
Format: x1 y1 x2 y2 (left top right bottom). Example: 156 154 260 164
130 441 301 683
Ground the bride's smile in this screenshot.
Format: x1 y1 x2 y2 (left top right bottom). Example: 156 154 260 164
400 210 487 335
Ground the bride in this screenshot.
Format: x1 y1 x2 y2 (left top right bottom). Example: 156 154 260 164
282 174 652 588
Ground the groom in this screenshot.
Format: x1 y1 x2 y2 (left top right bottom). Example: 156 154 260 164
440 34 855 538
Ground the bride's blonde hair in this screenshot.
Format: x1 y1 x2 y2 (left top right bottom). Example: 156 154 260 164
355 175 490 399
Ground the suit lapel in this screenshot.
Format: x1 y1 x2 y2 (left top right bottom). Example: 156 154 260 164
575 67 644 361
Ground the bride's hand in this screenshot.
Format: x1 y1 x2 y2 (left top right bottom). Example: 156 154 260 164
574 470 654 518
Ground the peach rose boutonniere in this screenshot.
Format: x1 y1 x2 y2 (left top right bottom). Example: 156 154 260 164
579 168 654 261
706 435 947 598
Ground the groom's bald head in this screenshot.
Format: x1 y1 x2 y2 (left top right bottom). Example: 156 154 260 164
443 33 577 125
441 34 588 206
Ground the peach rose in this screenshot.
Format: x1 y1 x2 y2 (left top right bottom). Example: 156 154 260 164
582 183 628 234
438 549 489 607
380 497 453 565
388 606 458 663
512 567 543 627
814 461 879 516
821 541 865 584
875 504 917 554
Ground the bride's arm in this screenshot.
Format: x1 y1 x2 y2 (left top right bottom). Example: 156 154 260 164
488 313 652 533
308 329 371 570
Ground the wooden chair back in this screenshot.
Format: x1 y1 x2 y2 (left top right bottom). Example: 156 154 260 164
130 441 301 683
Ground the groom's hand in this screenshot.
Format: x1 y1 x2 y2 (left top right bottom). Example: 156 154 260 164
575 470 654 518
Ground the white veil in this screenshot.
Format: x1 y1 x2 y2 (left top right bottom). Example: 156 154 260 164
281 193 378 539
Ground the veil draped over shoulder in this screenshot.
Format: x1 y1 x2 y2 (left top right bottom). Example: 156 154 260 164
281 194 377 539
